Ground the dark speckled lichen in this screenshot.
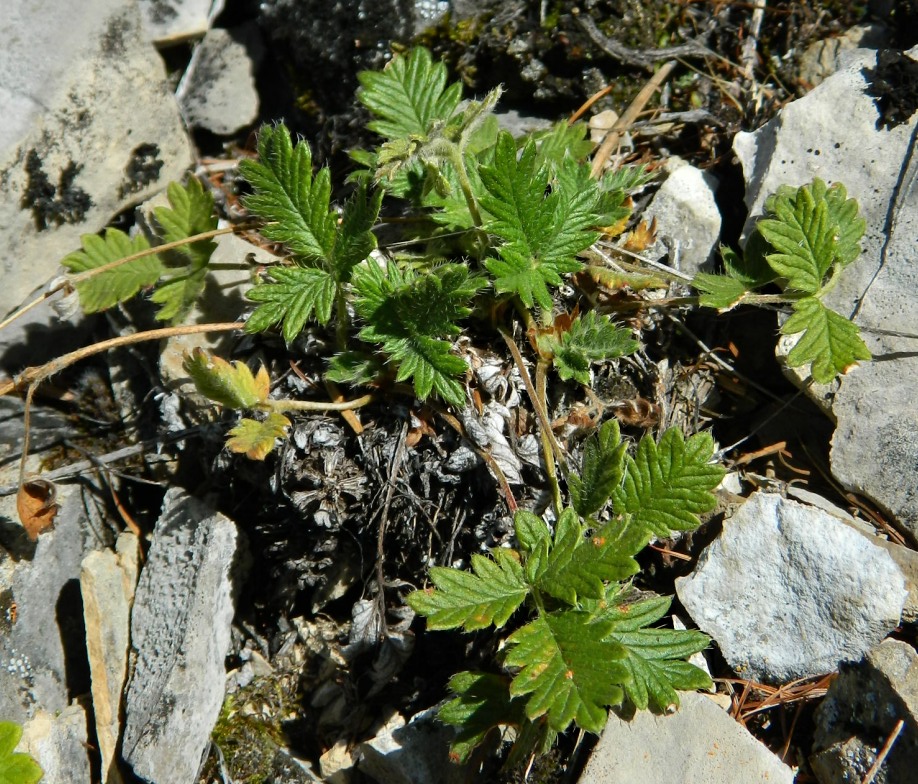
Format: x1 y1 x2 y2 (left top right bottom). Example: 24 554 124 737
119 143 164 199
21 149 93 232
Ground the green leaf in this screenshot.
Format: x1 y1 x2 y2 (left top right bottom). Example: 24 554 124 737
0 721 43 784
724 236 776 289
505 612 629 733
352 261 483 406
599 164 655 194
823 181 865 267
609 626 712 712
325 351 384 386
245 266 337 339
183 348 270 409
542 311 638 385
693 271 749 310
781 296 871 383
513 509 551 554
569 419 627 519
613 429 724 538
531 122 595 169
225 413 291 460
358 47 463 140
240 125 337 262
439 672 527 763
480 132 601 310
61 229 163 313
532 509 642 604
408 549 528 631
758 179 839 294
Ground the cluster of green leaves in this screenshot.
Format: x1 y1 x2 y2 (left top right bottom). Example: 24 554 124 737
408 420 724 762
62 178 218 324
0 721 42 784
225 47 646 409
693 179 870 383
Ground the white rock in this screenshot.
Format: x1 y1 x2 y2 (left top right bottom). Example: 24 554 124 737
645 158 721 277
122 489 242 784
137 0 224 46
675 491 907 683
578 691 795 783
0 0 193 318
733 46 918 539
178 25 263 135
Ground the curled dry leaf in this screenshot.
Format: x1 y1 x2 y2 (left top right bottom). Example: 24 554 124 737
16 479 59 540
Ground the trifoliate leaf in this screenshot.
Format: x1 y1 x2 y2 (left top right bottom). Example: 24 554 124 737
781 296 871 383
0 721 43 784
183 348 270 410
357 47 463 140
439 672 527 763
532 508 643 604
569 419 627 519
408 549 528 631
226 413 291 460
352 261 483 406
541 311 638 385
513 509 551 554
480 132 601 310
505 612 629 733
693 271 749 311
61 229 163 313
758 179 840 294
245 266 337 340
613 429 724 538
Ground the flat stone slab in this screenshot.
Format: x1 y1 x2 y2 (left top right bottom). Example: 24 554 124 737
0 0 192 318
676 491 907 683
578 692 795 783
122 489 241 784
733 46 918 538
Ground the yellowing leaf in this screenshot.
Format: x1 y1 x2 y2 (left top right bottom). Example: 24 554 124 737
226 413 291 460
621 217 657 252
183 348 270 410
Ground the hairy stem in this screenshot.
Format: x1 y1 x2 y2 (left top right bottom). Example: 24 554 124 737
265 393 375 413
335 289 350 351
536 359 563 516
448 147 483 228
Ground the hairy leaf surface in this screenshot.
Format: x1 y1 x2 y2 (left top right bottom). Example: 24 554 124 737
781 296 871 382
183 348 270 409
568 419 627 519
246 266 337 341
542 311 638 385
62 229 163 312
613 429 724 538
408 549 528 631
505 612 629 733
353 261 482 406
480 132 600 310
358 47 462 140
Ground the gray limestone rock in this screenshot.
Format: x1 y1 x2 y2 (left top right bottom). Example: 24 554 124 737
0 0 192 318
733 46 918 538
178 25 264 135
675 492 907 684
358 708 465 784
18 702 92 784
0 398 109 723
645 158 721 277
138 0 224 46
578 691 795 783
810 639 918 783
122 489 243 784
